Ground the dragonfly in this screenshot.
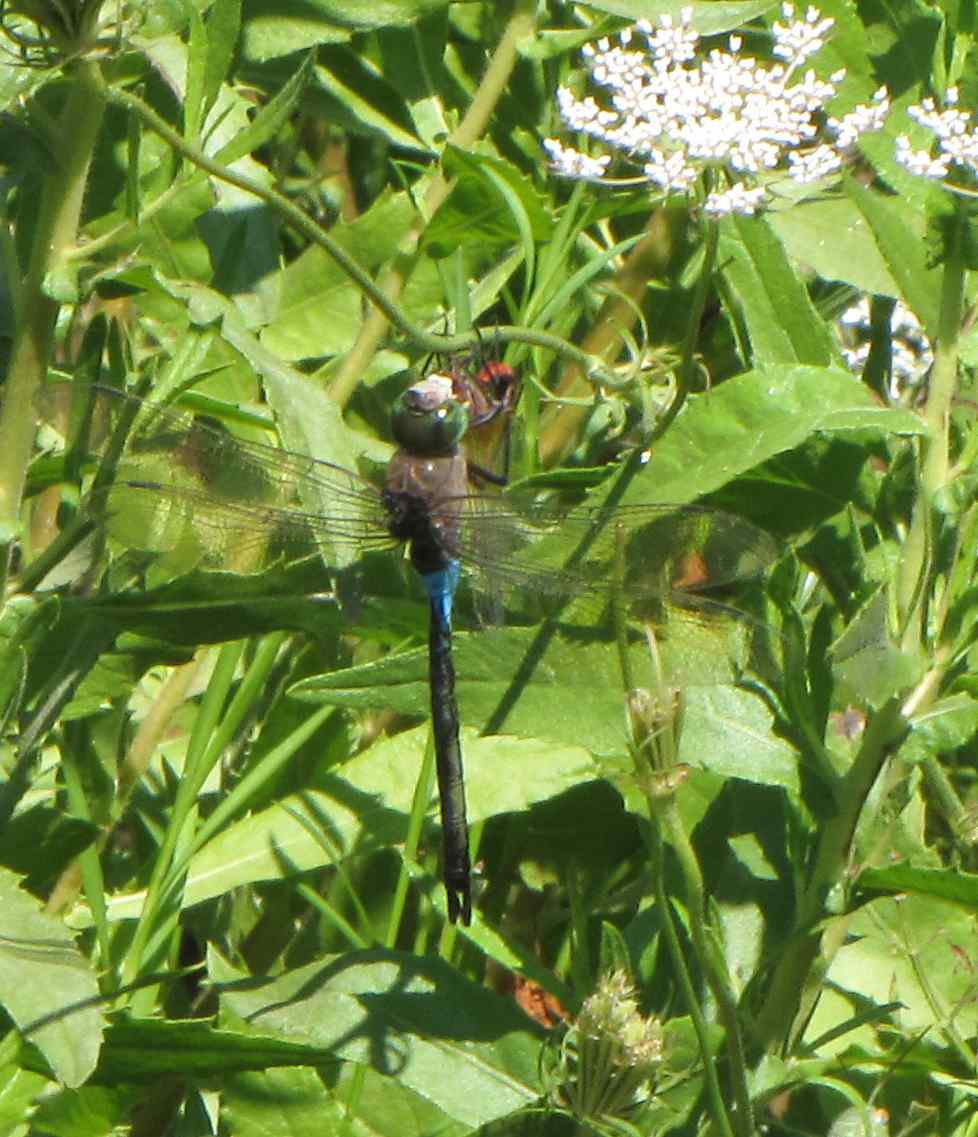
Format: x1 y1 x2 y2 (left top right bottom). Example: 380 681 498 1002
33 371 776 925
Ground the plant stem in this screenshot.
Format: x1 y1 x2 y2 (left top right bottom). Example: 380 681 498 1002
0 59 105 593
96 46 604 382
752 697 908 1048
897 210 964 649
657 792 755 1137
330 0 539 406
539 208 687 464
642 811 736 1137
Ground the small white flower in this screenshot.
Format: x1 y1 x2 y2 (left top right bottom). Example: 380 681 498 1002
704 182 769 215
545 5 889 215
828 87 890 149
788 142 843 181
895 133 951 179
643 149 698 191
895 88 978 184
772 3 834 64
543 138 611 180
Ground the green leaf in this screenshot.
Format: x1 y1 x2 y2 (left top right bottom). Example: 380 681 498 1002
857 863 978 910
28 1084 139 1137
720 215 838 367
843 177 944 340
312 47 432 154
257 190 415 359
608 366 924 511
425 147 553 259
66 560 343 644
0 868 103 1088
222 1068 339 1137
90 1018 339 1082
0 596 38 736
93 725 596 915
679 686 800 791
769 197 902 297
241 0 451 61
203 0 243 120
215 51 314 166
185 6 208 145
301 0 450 23
93 179 216 285
293 626 791 776
579 1 775 32
0 1063 49 1134
377 22 451 148
0 806 97 897
224 1065 470 1137
214 949 543 1129
831 588 925 707
902 693 978 762
814 893 978 1040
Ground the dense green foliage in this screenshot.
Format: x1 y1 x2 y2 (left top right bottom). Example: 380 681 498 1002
0 1 977 1134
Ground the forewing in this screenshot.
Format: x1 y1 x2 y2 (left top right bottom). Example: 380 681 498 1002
39 385 394 572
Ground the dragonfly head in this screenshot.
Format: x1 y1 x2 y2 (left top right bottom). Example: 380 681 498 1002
391 375 469 456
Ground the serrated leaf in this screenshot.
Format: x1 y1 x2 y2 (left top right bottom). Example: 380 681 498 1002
425 147 553 258
769 197 901 297
215 51 313 166
605 366 924 512
720 215 838 367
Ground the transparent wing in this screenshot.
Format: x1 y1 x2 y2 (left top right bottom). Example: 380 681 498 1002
446 495 779 688
39 384 397 569
452 496 778 611
36 384 778 663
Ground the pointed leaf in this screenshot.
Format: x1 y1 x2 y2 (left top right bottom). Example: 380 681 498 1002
0 868 103 1087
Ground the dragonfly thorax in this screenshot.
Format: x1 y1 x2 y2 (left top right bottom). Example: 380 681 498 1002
382 449 468 577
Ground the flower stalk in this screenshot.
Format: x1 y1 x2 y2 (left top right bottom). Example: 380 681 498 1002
0 57 106 594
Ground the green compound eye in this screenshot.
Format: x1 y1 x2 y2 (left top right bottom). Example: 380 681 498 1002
390 375 470 456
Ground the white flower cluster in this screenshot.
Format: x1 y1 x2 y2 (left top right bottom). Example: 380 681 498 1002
544 5 891 216
895 88 978 183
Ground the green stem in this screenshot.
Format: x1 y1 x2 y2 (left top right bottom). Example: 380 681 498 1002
657 793 754 1136
95 78 602 381
897 211 964 648
628 636 751 1131
0 59 106 593
642 814 736 1137
753 698 908 1049
330 0 539 406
